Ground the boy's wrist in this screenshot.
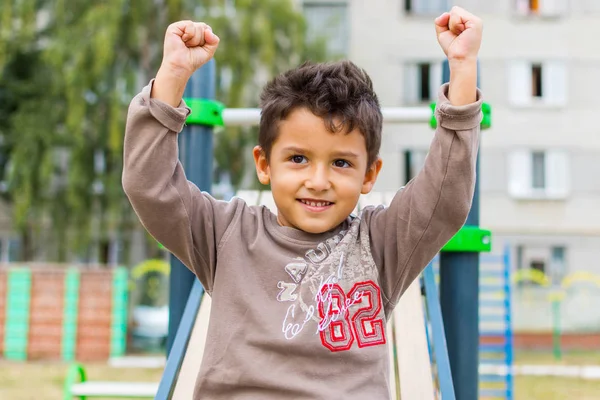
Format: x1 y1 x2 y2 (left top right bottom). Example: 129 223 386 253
159 61 195 81
151 66 191 107
447 59 478 106
448 57 477 73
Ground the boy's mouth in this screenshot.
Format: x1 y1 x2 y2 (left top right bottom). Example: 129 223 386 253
298 198 334 210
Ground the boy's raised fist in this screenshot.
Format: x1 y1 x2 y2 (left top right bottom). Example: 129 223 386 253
434 7 482 62
161 20 220 79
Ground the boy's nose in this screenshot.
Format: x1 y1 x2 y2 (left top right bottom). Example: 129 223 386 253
305 166 331 192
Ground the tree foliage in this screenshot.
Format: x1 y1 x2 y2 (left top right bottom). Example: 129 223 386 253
0 0 326 262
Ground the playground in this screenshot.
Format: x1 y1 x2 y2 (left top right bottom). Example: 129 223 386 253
1 65 599 398
1 57 599 400
2 2 600 400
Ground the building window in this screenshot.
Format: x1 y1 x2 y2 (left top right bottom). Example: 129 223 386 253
516 0 540 13
404 0 450 15
515 0 568 16
303 2 349 58
403 149 428 184
531 151 546 189
530 258 545 274
531 64 543 97
418 63 431 102
530 0 540 12
509 60 567 107
403 62 442 104
550 246 566 284
516 244 567 286
508 149 569 199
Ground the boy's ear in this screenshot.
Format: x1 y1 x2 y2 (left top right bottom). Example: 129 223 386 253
253 146 271 185
361 158 383 194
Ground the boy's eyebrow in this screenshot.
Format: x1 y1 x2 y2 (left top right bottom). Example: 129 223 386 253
281 146 360 160
331 150 360 159
281 146 309 154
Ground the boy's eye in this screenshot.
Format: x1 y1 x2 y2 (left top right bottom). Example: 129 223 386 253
333 159 350 168
291 155 306 164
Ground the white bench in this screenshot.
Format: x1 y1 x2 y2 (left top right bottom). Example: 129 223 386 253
64 363 158 399
71 382 158 397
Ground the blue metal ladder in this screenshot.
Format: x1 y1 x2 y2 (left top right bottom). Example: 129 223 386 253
479 247 514 400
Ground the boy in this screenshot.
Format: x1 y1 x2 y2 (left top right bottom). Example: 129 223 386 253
123 6 483 400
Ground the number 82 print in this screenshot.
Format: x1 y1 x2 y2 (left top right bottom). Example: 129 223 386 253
317 280 387 352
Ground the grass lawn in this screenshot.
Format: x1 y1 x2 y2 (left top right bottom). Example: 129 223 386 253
513 351 600 399
514 350 600 366
0 360 163 400
515 375 600 400
1 351 599 399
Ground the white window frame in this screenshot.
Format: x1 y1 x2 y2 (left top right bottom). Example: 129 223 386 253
508 149 570 200
508 60 567 107
403 61 443 105
404 0 451 16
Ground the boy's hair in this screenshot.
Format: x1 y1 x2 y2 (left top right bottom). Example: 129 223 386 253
259 60 382 168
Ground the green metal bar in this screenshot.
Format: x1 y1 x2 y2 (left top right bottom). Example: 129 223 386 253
4 268 32 360
110 268 128 357
63 363 87 400
62 269 80 361
430 101 492 130
481 102 491 129
184 98 225 126
442 226 492 253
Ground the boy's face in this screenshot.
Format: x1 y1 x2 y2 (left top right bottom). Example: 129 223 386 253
253 107 382 234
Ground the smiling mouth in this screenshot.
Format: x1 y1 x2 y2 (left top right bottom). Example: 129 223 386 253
298 199 334 208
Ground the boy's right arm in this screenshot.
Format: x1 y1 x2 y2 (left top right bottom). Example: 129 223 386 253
122 21 226 291
122 81 201 271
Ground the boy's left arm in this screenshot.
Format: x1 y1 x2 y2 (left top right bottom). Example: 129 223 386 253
368 7 484 309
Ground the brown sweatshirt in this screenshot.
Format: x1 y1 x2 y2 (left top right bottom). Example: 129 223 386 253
122 80 482 400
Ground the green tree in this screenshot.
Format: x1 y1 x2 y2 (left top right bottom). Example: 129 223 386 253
0 0 56 259
0 0 326 262
209 0 327 190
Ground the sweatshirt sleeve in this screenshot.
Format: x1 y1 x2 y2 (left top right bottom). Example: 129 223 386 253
121 80 242 294
367 82 483 311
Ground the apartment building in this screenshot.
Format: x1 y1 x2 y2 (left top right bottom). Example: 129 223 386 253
302 0 600 332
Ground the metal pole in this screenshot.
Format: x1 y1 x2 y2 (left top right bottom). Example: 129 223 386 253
167 60 216 355
439 59 481 400
220 107 432 126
